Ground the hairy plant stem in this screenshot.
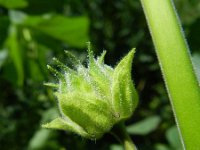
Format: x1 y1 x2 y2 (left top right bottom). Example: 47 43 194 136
140 0 200 149
111 122 137 150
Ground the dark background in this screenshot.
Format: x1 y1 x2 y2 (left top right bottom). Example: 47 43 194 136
0 0 200 150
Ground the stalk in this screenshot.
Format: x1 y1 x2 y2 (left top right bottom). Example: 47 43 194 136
112 122 137 150
140 0 200 149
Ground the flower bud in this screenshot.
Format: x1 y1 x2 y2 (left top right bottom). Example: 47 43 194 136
42 46 138 140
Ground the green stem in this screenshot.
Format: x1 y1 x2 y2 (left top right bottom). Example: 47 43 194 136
140 0 200 149
112 122 137 150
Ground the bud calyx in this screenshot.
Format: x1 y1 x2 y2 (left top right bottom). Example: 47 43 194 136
42 47 138 140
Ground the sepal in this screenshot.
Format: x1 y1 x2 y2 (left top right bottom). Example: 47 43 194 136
112 49 138 119
42 117 89 138
57 92 115 139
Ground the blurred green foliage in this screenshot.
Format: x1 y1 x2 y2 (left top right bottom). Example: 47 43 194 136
0 0 199 150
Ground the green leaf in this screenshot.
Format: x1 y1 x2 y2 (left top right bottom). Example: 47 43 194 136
0 0 28 8
192 53 200 83
28 129 52 150
28 59 44 82
9 10 27 25
23 14 89 48
5 25 24 86
112 49 138 119
0 49 8 69
110 144 123 150
127 116 161 135
155 144 171 150
166 126 182 150
29 108 59 150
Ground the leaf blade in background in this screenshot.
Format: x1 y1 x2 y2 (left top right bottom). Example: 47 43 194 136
5 25 24 86
28 108 59 150
0 0 28 9
24 14 89 48
0 49 8 69
110 144 123 150
155 144 171 150
166 126 182 150
192 53 200 83
127 116 161 135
